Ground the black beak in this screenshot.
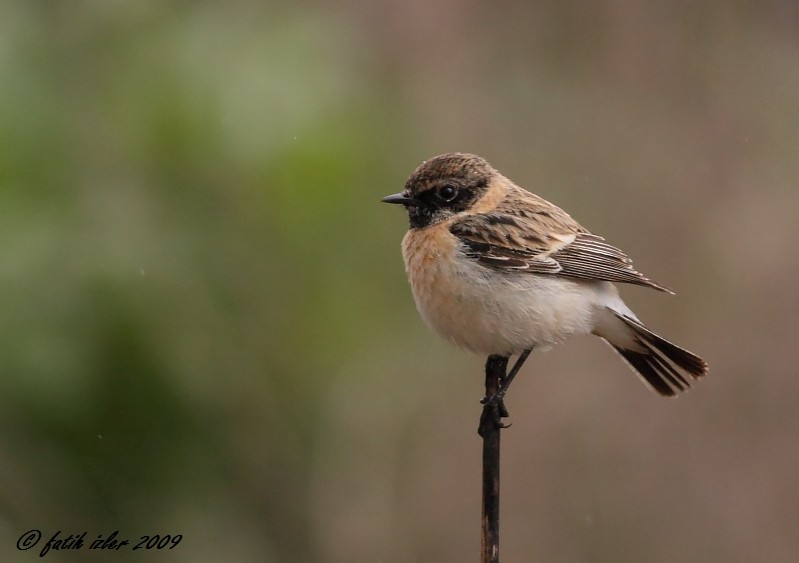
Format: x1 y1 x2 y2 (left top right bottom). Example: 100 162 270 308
381 192 415 206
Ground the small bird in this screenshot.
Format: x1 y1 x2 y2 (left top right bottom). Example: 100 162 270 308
382 153 708 399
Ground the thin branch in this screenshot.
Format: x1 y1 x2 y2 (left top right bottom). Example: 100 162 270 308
479 355 507 563
478 349 532 563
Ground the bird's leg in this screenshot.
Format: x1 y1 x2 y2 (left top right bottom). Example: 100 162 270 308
481 348 533 410
478 355 509 437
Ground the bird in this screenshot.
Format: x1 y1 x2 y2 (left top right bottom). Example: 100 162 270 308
382 152 708 402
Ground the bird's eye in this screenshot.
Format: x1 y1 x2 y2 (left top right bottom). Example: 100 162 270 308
437 184 459 202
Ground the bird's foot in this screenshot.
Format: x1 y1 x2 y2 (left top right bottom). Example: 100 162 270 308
477 396 511 438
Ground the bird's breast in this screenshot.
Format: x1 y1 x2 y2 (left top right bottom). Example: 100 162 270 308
401 226 599 355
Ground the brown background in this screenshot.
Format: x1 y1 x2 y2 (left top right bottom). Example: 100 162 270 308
1 2 797 562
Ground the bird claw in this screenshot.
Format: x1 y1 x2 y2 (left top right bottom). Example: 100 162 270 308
480 392 509 415
477 397 511 437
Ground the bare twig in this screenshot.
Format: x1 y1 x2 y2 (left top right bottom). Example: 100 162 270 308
479 355 507 563
478 349 532 563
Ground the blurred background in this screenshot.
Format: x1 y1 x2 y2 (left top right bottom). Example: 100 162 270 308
1 1 798 562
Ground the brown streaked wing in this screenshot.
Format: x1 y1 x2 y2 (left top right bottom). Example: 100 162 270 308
450 213 673 292
449 211 572 274
551 233 673 292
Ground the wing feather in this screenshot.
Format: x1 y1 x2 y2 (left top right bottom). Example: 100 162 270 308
449 199 672 293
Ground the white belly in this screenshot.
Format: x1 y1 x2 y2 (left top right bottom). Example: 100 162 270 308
402 227 604 356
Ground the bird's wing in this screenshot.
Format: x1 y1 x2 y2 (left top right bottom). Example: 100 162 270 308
449 202 672 293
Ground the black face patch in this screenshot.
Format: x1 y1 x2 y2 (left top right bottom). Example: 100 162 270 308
402 153 493 229
405 178 487 228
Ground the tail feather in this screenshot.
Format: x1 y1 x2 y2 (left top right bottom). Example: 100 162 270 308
604 311 708 397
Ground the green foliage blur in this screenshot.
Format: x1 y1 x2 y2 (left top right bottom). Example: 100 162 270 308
2 2 798 562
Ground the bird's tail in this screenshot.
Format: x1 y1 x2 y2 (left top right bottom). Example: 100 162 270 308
597 309 708 396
